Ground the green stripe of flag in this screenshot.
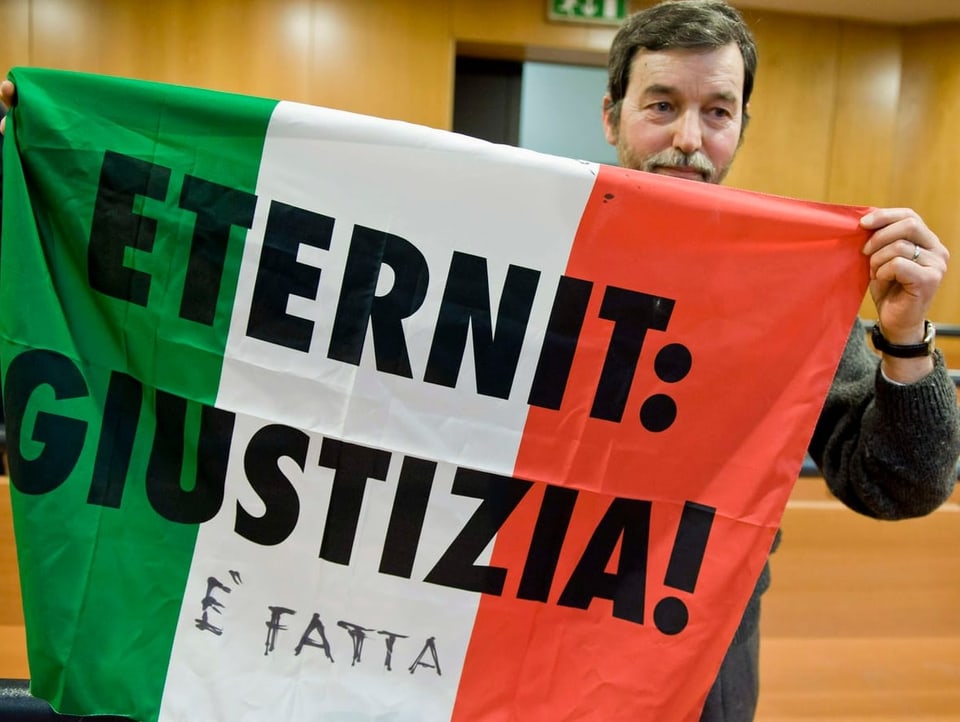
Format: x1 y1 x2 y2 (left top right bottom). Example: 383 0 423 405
1 68 276 720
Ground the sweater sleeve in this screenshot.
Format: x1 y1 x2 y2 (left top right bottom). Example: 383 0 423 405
808 318 960 520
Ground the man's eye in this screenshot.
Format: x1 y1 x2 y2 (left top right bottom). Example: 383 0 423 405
709 107 732 119
652 102 672 112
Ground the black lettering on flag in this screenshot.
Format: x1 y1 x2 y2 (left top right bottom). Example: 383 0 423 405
236 424 308 545
246 200 335 352
177 175 257 325
264 606 296 655
517 484 579 602
377 629 409 671
89 151 170 306
408 636 442 676
4 350 88 495
379 456 436 578
146 392 235 524
591 288 675 422
653 501 716 635
328 225 430 377
338 620 375 665
557 498 651 625
527 275 593 410
194 576 232 636
88 371 142 508
424 252 540 399
317 439 391 565
423 468 532 595
295 613 335 661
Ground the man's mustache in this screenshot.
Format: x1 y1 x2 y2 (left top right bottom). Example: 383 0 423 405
642 149 716 178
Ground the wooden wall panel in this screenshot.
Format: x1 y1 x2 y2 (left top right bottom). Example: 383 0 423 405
29 0 131 76
303 1 452 128
724 11 840 200
828 23 902 320
23 0 451 129
127 0 314 102
27 0 314 100
827 23 901 208
894 23 960 324
0 0 30 80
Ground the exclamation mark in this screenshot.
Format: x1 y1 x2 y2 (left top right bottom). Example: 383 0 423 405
653 501 715 635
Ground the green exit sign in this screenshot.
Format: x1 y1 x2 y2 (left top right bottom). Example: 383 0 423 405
548 0 629 25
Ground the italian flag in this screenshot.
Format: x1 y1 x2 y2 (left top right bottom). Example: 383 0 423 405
1 67 869 721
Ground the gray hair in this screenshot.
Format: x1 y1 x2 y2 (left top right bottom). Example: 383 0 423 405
606 0 758 127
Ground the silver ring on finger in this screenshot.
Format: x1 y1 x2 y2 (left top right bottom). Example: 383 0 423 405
911 243 921 262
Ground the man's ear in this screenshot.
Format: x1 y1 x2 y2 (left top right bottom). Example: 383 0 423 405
738 101 750 147
601 94 618 146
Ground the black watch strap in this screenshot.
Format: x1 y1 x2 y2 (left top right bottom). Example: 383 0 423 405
870 321 936 358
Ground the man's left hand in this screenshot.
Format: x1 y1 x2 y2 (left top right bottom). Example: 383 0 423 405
860 207 949 382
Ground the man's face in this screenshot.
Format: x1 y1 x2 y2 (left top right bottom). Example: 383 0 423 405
602 43 746 184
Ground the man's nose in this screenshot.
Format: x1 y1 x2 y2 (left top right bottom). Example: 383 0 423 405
672 110 703 154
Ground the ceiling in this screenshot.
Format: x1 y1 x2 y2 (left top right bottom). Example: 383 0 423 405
731 0 960 24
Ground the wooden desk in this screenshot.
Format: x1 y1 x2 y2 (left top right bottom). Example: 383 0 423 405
0 475 26 678
757 477 960 720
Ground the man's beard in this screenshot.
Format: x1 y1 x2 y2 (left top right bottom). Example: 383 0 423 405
616 140 730 185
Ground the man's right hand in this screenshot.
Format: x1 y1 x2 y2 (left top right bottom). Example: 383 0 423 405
1 79 15 134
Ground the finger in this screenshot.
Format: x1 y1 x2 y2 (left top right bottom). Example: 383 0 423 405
0 79 15 109
872 242 948 285
870 242 947 279
860 207 919 230
869 239 920 270
862 215 945 260
861 213 927 250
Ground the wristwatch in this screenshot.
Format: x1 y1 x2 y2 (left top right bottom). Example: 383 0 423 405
870 320 936 358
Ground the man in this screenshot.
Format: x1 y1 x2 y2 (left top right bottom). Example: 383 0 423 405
1 3 958 719
599 1 959 720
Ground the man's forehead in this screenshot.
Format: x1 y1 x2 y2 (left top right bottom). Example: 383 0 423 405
629 44 746 98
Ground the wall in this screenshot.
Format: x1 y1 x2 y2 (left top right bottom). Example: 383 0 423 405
518 61 618 164
0 0 957 322
0 0 454 128
895 23 960 329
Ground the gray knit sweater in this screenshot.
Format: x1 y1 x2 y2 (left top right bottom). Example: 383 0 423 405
734 317 960 645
